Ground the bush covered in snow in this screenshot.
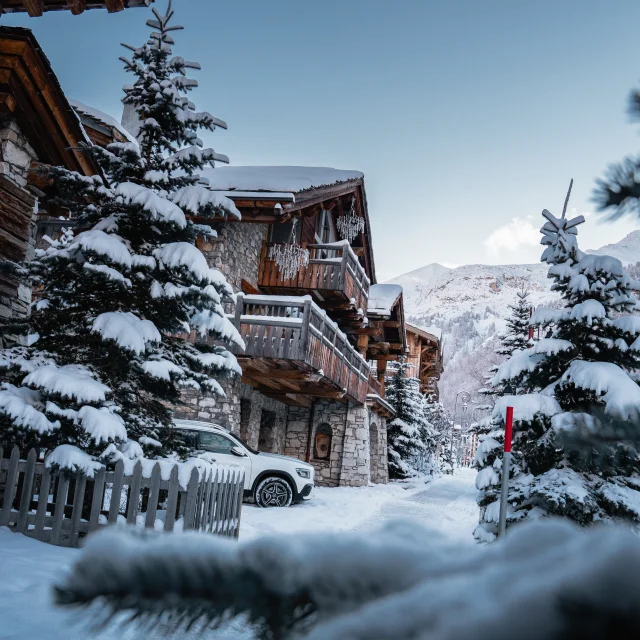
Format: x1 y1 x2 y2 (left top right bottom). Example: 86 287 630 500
55 518 640 639
0 2 241 472
475 201 640 541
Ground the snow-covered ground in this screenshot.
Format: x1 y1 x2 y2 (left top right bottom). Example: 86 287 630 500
0 469 478 640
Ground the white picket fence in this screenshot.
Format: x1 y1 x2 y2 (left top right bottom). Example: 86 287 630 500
0 446 244 547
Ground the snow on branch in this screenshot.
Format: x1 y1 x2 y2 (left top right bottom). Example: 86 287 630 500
556 360 640 420
170 185 241 219
115 183 187 229
92 312 161 355
23 364 110 404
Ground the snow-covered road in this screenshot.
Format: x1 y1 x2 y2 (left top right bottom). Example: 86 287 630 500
0 469 478 639
357 468 478 543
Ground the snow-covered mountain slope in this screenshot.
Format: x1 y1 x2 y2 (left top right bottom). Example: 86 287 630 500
388 231 640 410
587 230 640 266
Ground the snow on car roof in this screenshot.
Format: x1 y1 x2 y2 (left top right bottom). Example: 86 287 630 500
173 419 228 433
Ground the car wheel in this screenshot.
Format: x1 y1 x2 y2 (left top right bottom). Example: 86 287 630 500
254 476 293 508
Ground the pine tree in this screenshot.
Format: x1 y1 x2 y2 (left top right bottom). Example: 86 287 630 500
479 288 533 401
0 2 243 472
422 397 453 474
385 359 432 479
496 288 532 356
475 192 640 540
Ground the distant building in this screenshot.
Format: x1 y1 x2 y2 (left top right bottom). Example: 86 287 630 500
1 1 151 17
405 323 444 399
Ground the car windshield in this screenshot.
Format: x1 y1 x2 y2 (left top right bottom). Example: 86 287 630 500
231 434 259 455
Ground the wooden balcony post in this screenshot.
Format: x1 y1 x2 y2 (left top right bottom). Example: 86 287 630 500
376 358 387 396
234 293 244 330
357 334 369 358
300 298 312 350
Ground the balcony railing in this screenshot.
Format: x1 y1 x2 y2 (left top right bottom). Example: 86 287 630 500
258 242 370 314
231 294 370 404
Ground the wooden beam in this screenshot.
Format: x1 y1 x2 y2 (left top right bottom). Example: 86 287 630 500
383 320 401 328
67 0 87 14
105 0 126 11
22 0 44 16
0 93 16 114
357 334 369 357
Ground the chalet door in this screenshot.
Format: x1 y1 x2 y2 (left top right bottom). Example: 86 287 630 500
314 210 337 258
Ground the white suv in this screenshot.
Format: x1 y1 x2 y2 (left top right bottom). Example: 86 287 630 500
173 419 314 508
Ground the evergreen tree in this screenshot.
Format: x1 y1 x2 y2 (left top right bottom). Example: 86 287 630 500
423 397 453 474
496 288 532 356
385 359 432 478
475 198 640 540
0 2 243 471
479 288 533 401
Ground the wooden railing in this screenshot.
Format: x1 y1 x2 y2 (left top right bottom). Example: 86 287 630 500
0 446 244 547
232 294 370 404
258 242 370 313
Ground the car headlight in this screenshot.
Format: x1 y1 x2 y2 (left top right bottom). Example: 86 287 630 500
296 468 311 479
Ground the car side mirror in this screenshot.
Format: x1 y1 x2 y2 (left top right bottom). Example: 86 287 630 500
231 446 247 457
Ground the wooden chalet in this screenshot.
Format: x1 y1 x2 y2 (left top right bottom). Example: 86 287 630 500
406 322 444 399
1 0 151 17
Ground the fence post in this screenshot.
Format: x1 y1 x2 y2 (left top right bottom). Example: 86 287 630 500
145 463 162 529
182 468 200 530
0 446 20 527
108 460 125 524
51 474 69 546
68 472 87 547
164 465 179 532
88 466 106 532
16 448 37 533
127 461 143 525
33 465 52 538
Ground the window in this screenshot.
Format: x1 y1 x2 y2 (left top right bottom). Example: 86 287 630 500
270 221 301 244
198 431 236 454
314 210 337 258
174 429 199 450
314 423 333 460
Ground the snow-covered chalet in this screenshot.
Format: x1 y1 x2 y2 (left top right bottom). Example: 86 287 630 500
0 23 436 488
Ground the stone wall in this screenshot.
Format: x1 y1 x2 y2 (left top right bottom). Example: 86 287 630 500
369 416 389 484
238 385 288 453
198 220 267 293
0 119 38 336
175 376 241 432
283 401 388 487
0 119 37 189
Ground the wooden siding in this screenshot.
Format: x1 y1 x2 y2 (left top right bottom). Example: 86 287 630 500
232 295 370 405
258 242 370 315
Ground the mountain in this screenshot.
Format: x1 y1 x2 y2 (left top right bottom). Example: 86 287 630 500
587 230 640 266
388 231 640 410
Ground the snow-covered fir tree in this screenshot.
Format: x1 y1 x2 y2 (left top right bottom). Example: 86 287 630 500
0 2 243 472
496 288 532 356
479 288 533 401
385 359 434 478
422 396 453 474
475 197 640 541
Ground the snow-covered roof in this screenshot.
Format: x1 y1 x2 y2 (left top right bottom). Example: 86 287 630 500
367 284 403 316
406 322 442 342
70 99 138 146
200 166 363 194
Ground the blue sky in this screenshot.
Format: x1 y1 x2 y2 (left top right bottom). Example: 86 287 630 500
5 0 640 281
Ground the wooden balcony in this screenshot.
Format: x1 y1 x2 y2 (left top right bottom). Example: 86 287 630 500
231 294 370 406
258 242 370 325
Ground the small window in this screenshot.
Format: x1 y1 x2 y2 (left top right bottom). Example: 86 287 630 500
174 429 199 450
198 431 236 454
270 221 301 244
314 423 333 460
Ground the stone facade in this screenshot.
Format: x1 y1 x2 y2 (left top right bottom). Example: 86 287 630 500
198 220 267 293
0 119 37 189
0 119 38 336
179 205 391 487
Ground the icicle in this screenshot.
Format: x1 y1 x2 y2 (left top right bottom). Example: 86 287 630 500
269 218 309 280
337 197 365 243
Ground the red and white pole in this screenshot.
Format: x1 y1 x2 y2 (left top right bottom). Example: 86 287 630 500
498 406 514 538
